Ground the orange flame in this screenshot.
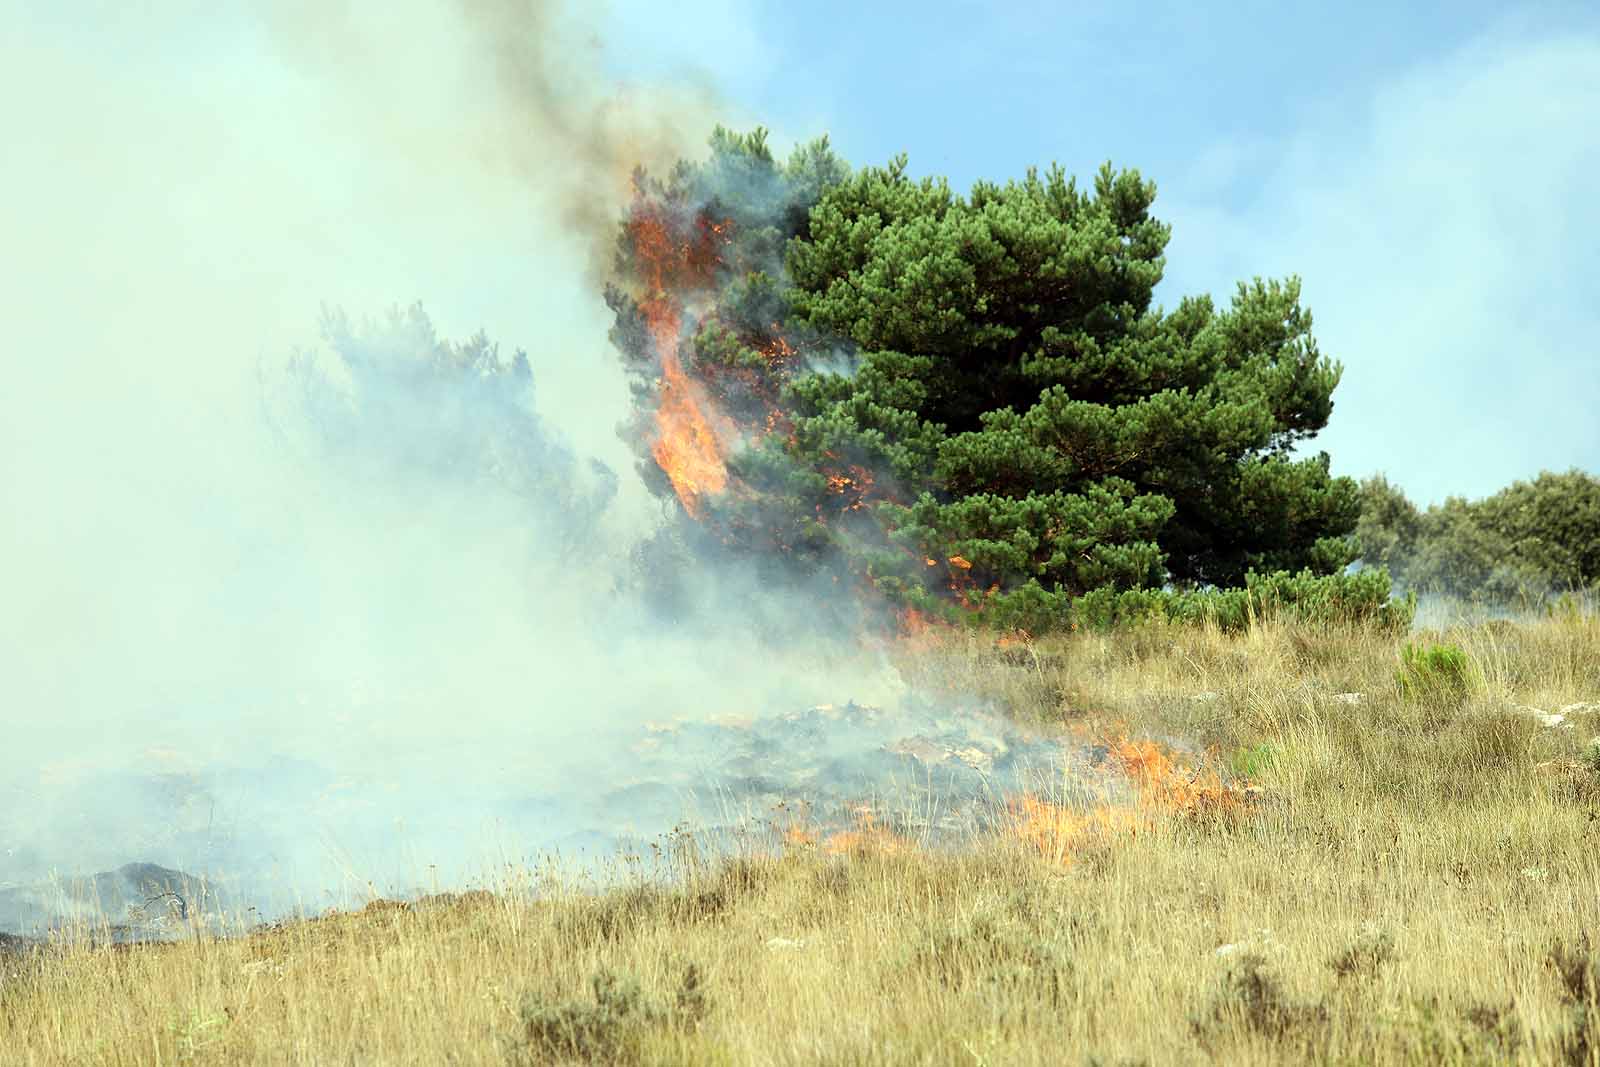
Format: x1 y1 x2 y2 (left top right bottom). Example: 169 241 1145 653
1005 737 1255 866
651 345 729 518
627 202 735 516
784 807 904 857
1006 794 1141 866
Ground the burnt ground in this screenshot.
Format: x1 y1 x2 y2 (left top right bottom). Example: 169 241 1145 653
4 701 1122 940
596 699 1114 847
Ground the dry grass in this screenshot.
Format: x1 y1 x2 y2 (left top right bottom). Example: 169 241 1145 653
5 611 1600 1065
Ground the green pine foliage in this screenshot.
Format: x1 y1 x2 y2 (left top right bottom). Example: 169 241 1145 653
608 128 1395 632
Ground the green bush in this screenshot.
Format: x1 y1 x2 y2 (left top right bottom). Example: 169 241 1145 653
996 567 1413 635
1396 642 1473 704
1229 743 1278 780
511 966 707 1065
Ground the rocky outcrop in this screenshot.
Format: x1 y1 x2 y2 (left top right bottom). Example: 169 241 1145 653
0 861 229 941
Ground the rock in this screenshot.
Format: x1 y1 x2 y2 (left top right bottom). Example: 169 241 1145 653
0 861 231 941
1511 704 1572 728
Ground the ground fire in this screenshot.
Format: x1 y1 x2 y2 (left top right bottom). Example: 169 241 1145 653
619 701 1257 867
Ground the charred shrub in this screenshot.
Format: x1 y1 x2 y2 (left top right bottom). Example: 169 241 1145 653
511 965 707 1065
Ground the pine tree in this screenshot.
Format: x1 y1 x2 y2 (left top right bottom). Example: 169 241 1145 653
607 130 1370 626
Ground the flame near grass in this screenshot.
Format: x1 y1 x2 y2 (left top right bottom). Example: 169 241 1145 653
1006 737 1256 866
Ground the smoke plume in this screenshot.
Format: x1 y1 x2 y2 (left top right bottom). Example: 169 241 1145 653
1 1 934 930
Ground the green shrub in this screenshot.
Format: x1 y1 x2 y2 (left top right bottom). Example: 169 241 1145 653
1228 743 1278 780
1396 642 1473 704
957 566 1413 635
512 966 707 1065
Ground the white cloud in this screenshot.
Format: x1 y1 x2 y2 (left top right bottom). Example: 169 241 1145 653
1160 23 1600 504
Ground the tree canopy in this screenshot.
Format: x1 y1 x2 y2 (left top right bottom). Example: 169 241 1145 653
1358 469 1600 602
606 128 1378 629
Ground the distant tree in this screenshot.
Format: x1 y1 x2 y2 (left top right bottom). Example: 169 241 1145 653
275 304 616 553
1477 469 1600 592
1356 474 1422 577
1355 468 1600 600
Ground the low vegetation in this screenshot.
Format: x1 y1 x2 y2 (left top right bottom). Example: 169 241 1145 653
4 608 1598 1064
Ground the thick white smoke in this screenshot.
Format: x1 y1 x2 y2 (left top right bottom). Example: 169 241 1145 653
1 2 913 928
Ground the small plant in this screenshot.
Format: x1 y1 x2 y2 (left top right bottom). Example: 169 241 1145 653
1460 999 1524 1056
1192 951 1327 1050
905 913 1073 1010
1328 925 1396 981
512 964 708 1065
1396 642 1474 704
1580 738 1600 777
1547 935 1599 1066
1228 743 1277 780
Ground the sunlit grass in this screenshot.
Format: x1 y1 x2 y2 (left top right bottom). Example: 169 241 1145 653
4 610 1598 1064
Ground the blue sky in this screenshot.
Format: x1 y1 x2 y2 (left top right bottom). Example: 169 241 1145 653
605 0 1600 505
5 1 1596 514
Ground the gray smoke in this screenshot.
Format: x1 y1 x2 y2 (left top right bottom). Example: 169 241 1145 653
2 1 940 933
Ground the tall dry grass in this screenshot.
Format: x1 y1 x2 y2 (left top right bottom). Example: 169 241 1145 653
4 610 1599 1065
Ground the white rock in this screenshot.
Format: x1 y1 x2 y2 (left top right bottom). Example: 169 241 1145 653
1332 692 1365 705
765 937 806 950
1512 704 1572 728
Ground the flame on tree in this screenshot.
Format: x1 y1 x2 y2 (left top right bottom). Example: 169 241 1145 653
606 127 1385 634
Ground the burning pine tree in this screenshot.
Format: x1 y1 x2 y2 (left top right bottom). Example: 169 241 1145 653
606 128 1387 634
